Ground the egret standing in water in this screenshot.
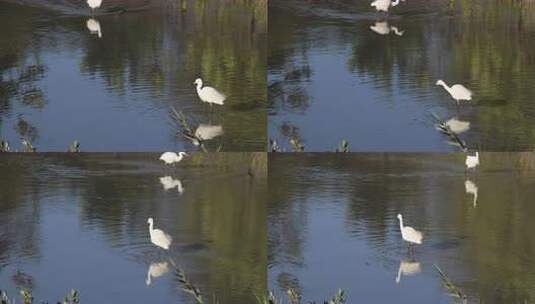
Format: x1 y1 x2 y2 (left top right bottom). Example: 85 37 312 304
397 214 423 253
436 80 472 104
194 78 226 106
86 18 102 38
87 0 102 15
465 151 479 171
371 0 400 14
147 218 172 250
159 152 188 165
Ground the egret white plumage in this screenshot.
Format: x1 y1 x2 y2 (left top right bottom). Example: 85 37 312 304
465 179 478 207
86 0 102 15
397 214 423 249
465 152 479 171
436 80 472 104
159 176 184 194
159 152 188 165
370 21 404 36
371 0 400 13
146 262 170 286
194 78 225 106
86 18 102 38
395 260 421 284
147 217 172 250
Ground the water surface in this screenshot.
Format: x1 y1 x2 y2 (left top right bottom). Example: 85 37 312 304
268 0 535 151
0 153 266 303
268 153 535 303
0 0 266 151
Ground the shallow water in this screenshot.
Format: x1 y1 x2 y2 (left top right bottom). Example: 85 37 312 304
0 0 266 151
268 0 535 151
268 153 535 303
0 153 266 303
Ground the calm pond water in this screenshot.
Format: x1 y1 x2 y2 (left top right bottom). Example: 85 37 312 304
0 153 266 303
0 0 266 151
268 0 535 151
268 153 535 303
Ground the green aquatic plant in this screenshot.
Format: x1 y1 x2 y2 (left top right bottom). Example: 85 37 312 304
257 289 346 304
0 289 79 304
433 264 467 303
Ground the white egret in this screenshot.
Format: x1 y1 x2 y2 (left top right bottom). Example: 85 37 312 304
194 78 225 106
159 152 188 165
436 80 472 104
371 0 400 13
146 261 170 286
395 260 421 284
465 179 478 207
86 0 102 15
465 152 479 171
147 217 172 250
397 214 423 248
370 21 404 36
445 118 470 134
86 18 102 38
159 176 184 194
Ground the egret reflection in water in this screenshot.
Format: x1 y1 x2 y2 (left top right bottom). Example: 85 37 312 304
465 179 478 207
159 176 184 194
370 21 404 36
146 261 170 286
395 260 421 284
86 18 102 38
445 118 470 134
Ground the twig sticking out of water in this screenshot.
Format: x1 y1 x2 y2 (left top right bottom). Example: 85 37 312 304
335 139 349 152
20 139 36 152
68 140 80 152
431 113 467 152
270 139 282 152
175 267 204 304
289 138 304 152
170 106 207 152
433 264 467 303
0 140 10 152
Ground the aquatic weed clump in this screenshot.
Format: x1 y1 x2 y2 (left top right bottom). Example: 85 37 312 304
0 288 79 304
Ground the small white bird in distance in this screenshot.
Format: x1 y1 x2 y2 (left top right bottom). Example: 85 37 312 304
159 176 184 194
465 179 478 207
397 214 423 253
159 152 188 165
395 260 421 284
146 261 170 286
86 18 102 38
147 217 172 250
436 80 473 104
371 0 400 13
370 21 404 36
465 151 480 171
194 78 226 106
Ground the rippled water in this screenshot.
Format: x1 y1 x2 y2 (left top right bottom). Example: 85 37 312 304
268 0 535 151
0 153 266 303
268 153 535 303
0 0 266 151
